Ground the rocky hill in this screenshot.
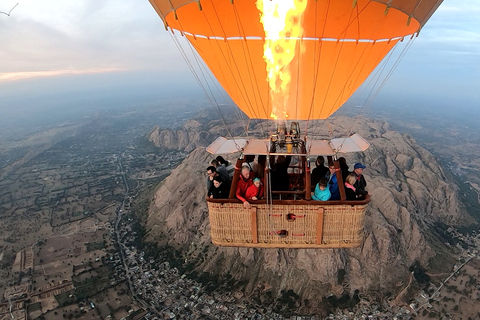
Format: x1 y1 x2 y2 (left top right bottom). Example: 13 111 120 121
144 115 475 315
147 107 251 152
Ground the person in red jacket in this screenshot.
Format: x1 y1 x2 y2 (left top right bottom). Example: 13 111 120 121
236 164 255 208
246 178 264 201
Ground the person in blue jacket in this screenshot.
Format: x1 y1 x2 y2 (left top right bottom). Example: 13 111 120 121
326 162 340 200
312 178 331 201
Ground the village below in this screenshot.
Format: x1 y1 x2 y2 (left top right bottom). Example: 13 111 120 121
1 101 480 319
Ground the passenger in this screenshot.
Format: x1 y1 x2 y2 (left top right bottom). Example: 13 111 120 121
326 162 340 200
236 164 255 209
271 155 292 191
253 155 266 180
345 173 364 200
338 157 350 182
206 166 229 194
208 176 230 199
242 154 256 172
246 178 264 201
353 162 368 196
311 156 328 188
210 159 231 184
312 178 331 201
216 156 235 178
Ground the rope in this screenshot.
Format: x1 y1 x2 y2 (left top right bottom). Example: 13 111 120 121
231 3 272 137
342 35 418 149
188 39 250 136
168 30 237 140
176 6 261 142
309 1 408 142
207 4 263 121
305 0 327 139
314 35 382 142
369 36 418 103
310 4 357 139
183 35 240 140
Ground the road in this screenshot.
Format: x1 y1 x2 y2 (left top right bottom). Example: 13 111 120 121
113 156 161 317
415 255 475 313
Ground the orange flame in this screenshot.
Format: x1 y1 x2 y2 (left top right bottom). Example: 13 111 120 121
256 0 307 120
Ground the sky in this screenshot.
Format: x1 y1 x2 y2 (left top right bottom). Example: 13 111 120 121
377 1 480 108
0 0 479 112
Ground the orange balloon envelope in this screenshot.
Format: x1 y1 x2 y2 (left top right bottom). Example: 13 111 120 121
148 0 442 120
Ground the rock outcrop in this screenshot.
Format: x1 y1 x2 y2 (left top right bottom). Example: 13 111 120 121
147 108 250 152
147 122 210 152
145 115 474 313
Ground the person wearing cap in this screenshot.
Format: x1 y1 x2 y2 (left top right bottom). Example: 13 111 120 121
236 164 255 208
246 177 264 201
353 162 368 196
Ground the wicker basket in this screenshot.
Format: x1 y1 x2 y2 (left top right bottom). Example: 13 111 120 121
207 197 368 248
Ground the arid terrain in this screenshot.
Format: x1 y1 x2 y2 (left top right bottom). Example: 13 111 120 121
1 101 480 319
0 103 192 320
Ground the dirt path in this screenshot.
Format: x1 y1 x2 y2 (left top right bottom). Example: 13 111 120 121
393 273 414 306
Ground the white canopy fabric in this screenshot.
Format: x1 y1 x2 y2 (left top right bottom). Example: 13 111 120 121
206 134 370 155
205 137 248 154
242 139 270 155
330 133 370 153
306 140 335 156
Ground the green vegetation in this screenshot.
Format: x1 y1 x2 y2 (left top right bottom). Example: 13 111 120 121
86 240 105 252
409 261 430 289
273 289 301 317
72 211 83 217
445 166 480 224
337 269 346 284
432 222 468 249
323 289 360 313
27 302 42 313
55 290 76 307
73 266 110 301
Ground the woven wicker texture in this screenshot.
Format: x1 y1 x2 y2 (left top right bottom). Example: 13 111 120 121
207 202 366 248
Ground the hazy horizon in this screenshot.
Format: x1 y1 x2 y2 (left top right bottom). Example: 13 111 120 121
0 0 479 124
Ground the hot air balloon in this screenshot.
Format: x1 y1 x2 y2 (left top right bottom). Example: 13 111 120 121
148 0 442 248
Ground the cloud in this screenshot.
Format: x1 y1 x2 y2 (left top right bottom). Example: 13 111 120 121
0 0 478 108
420 1 480 44
0 0 188 77
401 0 480 76
0 68 122 82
